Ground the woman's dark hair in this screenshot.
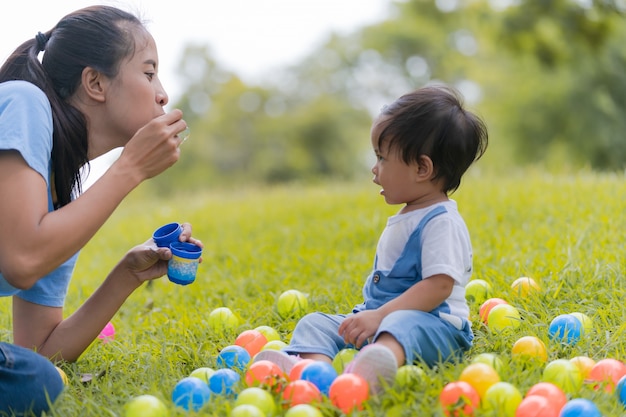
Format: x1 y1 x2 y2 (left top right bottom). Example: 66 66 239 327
0 6 144 207
377 85 488 194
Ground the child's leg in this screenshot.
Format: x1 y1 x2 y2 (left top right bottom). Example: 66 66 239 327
285 312 349 360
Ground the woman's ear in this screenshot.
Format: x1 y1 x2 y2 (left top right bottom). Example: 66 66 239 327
80 67 107 102
416 155 435 181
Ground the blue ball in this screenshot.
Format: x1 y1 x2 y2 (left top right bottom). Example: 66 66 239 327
216 345 251 371
559 398 601 417
617 375 626 407
171 376 211 411
209 368 240 395
300 361 338 396
548 314 582 345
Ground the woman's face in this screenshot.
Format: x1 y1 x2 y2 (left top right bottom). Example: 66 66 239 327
103 30 169 147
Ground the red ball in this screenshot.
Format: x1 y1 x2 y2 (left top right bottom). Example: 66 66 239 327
235 329 268 357
288 359 316 381
515 395 560 417
525 382 567 411
439 381 480 417
329 373 369 414
245 360 285 389
587 358 626 392
281 380 322 408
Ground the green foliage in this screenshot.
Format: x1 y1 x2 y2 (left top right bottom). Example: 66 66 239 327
158 0 626 196
2 172 625 415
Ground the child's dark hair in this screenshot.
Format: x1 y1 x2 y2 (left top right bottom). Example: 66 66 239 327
0 6 145 207
377 84 488 194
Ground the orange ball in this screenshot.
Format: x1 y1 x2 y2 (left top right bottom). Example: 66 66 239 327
458 363 500 398
479 298 508 324
525 382 567 411
245 360 285 388
587 358 626 392
511 336 548 363
515 395 560 417
235 329 269 357
288 359 316 381
329 373 369 414
439 380 480 417
281 380 322 408
570 356 596 379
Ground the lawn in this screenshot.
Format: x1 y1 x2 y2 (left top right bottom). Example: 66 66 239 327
1 170 625 416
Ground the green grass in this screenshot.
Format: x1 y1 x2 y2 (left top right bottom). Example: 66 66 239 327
2 170 626 416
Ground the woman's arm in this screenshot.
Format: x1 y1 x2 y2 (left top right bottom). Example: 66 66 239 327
12 229 199 362
0 111 185 289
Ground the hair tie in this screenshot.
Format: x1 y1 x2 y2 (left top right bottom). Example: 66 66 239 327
35 32 48 52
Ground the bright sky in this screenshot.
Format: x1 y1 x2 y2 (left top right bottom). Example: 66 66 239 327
1 0 391 103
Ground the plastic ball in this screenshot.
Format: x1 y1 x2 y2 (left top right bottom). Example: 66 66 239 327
548 314 582 345
487 304 521 332
235 330 269 357
479 298 508 324
329 373 369 414
569 312 593 335
276 289 308 319
482 381 522 417
55 366 69 385
458 362 500 398
217 345 251 371
172 377 211 411
511 335 548 363
235 387 277 417
471 353 504 373
262 340 289 351
511 277 540 297
616 375 626 407
245 360 285 388
394 364 426 388
289 359 316 381
254 325 281 342
525 381 567 411
569 356 596 380
209 368 241 395
300 361 337 396
189 367 215 383
230 404 264 417
559 398 601 417
465 279 492 304
98 321 115 344
208 307 239 333
514 395 559 417
541 359 582 394
281 380 322 408
124 394 168 417
439 380 480 417
586 358 626 392
284 404 323 417
332 348 358 374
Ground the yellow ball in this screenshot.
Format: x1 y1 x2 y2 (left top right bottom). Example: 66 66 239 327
511 277 540 297
459 362 500 398
276 289 308 319
487 304 521 332
55 366 68 385
511 335 548 363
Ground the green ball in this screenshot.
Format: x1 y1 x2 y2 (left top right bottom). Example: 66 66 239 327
332 348 358 373
394 365 425 388
276 290 308 319
235 387 276 417
125 395 168 417
465 279 492 304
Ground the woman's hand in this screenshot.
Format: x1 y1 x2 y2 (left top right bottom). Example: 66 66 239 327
124 222 203 284
115 110 187 183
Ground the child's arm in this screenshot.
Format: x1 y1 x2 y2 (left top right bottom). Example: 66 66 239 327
339 274 454 348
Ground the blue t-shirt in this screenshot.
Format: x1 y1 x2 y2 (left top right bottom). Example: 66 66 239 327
0 80 77 307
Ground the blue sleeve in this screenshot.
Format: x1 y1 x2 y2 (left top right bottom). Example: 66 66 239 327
0 80 53 184
0 80 74 307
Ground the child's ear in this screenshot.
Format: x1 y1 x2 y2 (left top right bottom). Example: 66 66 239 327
416 155 435 180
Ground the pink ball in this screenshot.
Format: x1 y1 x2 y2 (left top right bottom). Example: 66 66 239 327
98 321 115 343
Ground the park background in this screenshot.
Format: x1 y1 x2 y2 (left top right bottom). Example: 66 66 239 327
1 0 626 415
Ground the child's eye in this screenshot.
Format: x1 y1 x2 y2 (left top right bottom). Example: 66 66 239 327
145 72 155 80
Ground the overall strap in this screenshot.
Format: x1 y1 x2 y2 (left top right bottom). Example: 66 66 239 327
389 205 448 277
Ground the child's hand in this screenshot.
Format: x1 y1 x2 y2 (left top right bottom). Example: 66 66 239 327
338 310 385 348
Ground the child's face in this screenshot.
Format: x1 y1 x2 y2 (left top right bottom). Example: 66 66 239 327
370 116 422 206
